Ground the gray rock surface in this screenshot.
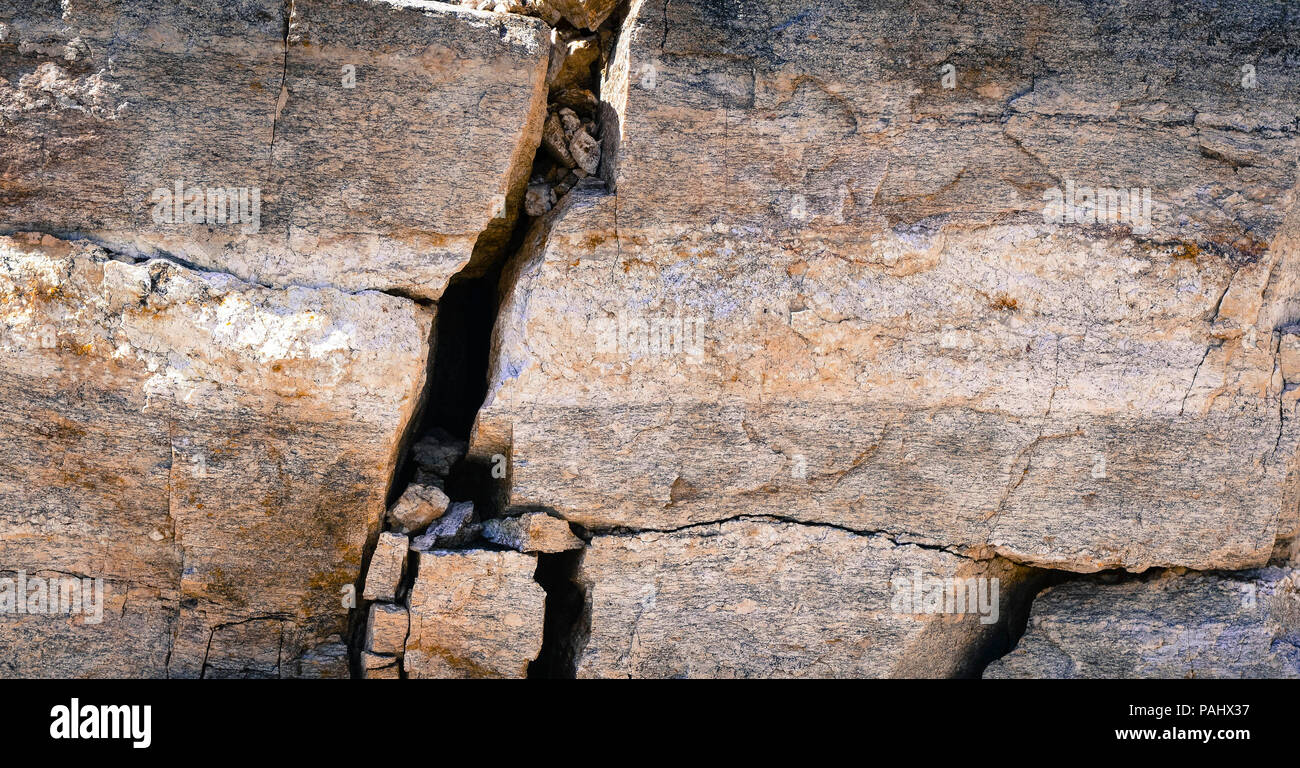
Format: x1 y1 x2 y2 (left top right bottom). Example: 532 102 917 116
986 568 1300 678
411 501 481 550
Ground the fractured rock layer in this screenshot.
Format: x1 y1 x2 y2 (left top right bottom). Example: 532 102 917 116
0 0 551 296
0 233 430 676
574 518 1033 678
473 0 1300 575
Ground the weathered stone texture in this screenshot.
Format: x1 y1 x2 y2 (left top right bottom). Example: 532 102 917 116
483 511 583 553
575 518 1033 678
365 602 410 656
0 233 430 677
473 0 1300 573
986 569 1300 678
0 0 551 297
404 549 545 678
362 531 409 602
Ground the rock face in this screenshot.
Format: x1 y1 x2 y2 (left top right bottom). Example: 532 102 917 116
574 519 1032 678
403 549 545 678
986 569 1300 678
0 233 430 677
5 0 1300 680
472 0 1300 575
0 0 550 297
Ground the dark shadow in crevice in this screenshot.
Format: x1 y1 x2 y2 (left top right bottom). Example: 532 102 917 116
527 547 589 679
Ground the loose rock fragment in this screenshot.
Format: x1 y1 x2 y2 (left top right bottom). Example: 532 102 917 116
410 428 467 480
483 511 584 553
361 531 409 602
568 128 600 174
387 483 451 534
366 603 410 656
525 183 557 216
551 87 598 115
411 501 481 550
360 651 401 680
558 107 583 135
541 113 576 168
404 549 545 678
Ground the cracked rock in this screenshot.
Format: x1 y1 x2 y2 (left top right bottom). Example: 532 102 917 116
0 233 430 678
362 531 410 602
388 484 451 535
574 519 1033 678
0 0 550 298
482 511 584 553
472 0 1300 574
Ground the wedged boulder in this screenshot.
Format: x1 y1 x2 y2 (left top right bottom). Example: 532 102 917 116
483 511 583 553
404 549 545 678
0 0 551 297
0 233 431 677
365 602 410 656
362 531 410 602
472 0 1300 573
985 568 1300 678
574 518 1035 678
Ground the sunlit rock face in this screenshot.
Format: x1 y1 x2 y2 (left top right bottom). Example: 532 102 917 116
474 0 1300 575
3 0 1300 679
0 233 431 677
0 0 551 298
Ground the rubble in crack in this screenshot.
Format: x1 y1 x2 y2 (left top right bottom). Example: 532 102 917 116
359 427 546 678
483 512 585 553
986 567 1300 678
522 18 613 216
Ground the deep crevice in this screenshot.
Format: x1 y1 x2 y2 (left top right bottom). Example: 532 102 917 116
350 0 630 678
527 549 588 679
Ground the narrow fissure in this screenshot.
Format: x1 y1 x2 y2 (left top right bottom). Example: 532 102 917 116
350 2 631 678
527 547 589 679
